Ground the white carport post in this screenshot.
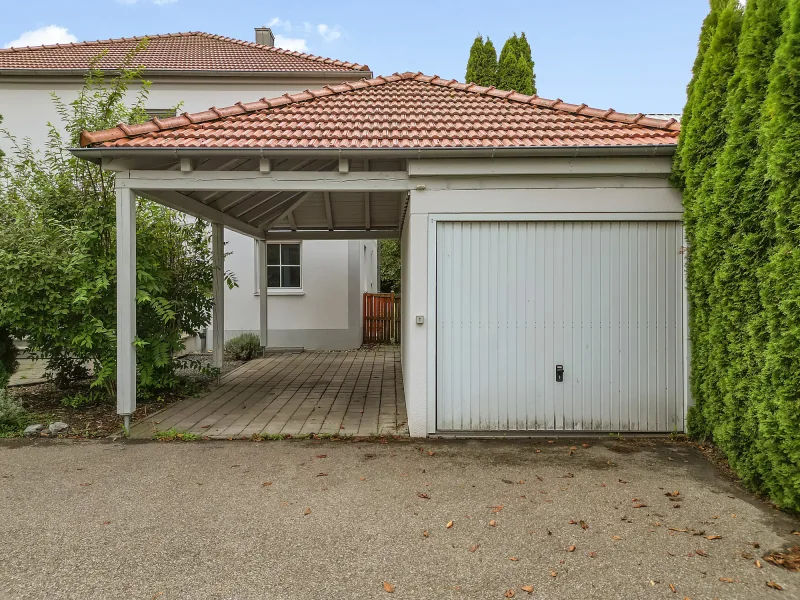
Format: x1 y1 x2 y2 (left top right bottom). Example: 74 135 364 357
116 187 137 432
211 223 225 369
257 239 268 351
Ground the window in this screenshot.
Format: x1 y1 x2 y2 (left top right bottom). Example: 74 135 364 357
255 242 302 291
145 108 177 119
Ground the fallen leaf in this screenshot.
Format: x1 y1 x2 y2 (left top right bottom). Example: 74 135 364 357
303 508 312 515
315 454 327 459
383 581 395 593
469 544 479 553
611 536 622 541
568 519 577 525
766 581 783 590
588 551 597 558
359 476 366 481
665 491 681 498
490 505 504 514
102 521 111 525
582 443 590 448
427 451 435 456
422 530 429 538
502 479 514 484
550 571 558 578
669 583 677 593
547 440 555 444
719 577 737 583
489 520 497 527
618 479 628 484
535 449 541 453
633 503 648 509
705 535 721 540
518 480 526 484
751 541 761 548
580 520 589 530
763 545 800 571
509 556 519 561
446 520 454 529
520 585 534 594
504 590 515 598
262 481 273 486
79 483 92 487
568 545 576 552
792 531 800 536
695 549 708 557
417 492 430 499
316 472 328 477
755 560 762 568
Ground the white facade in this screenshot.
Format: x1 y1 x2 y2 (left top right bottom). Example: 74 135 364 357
1 74 378 350
400 156 688 437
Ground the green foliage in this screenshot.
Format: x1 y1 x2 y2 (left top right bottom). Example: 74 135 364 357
680 0 800 510
153 427 199 441
0 389 27 434
465 35 498 86
224 333 262 361
379 239 401 293
0 44 216 400
497 33 536 95
0 327 18 388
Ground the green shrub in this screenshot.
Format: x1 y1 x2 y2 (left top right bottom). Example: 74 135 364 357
0 327 18 388
153 427 199 441
0 390 27 433
224 333 262 361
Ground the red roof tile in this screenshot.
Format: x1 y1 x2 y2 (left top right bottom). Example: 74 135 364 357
81 72 680 150
0 31 369 73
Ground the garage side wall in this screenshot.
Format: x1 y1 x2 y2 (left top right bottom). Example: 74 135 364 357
402 166 685 437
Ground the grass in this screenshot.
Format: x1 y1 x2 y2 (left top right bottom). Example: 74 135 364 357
152 427 200 441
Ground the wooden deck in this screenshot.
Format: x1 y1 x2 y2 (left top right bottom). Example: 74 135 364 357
129 348 408 439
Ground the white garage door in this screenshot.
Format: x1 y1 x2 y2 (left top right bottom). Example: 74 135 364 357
435 220 686 432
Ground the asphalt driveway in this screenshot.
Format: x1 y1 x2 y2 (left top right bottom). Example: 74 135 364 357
1 438 798 599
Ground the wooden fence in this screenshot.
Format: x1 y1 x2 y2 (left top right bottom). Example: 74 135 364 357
363 293 401 344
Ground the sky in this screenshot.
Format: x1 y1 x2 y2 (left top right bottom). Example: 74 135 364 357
1 0 709 114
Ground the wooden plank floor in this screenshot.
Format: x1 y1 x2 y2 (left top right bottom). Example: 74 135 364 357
129 348 408 439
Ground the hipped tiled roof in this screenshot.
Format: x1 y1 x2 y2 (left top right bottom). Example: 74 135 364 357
0 31 369 73
80 72 681 150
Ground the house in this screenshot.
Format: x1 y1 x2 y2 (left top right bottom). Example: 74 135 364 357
0 30 378 351
75 72 685 437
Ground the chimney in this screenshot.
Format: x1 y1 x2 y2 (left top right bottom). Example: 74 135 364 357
255 27 275 47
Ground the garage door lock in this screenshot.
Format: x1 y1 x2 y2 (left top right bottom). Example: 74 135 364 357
555 365 564 383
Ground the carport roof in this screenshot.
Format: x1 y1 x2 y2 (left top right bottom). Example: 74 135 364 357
80 72 681 150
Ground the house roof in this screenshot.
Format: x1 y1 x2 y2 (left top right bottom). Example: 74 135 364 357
0 31 369 73
80 72 681 150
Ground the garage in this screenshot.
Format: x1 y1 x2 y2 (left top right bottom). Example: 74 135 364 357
434 219 686 433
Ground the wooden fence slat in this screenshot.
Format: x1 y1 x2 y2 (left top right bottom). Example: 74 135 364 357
363 292 401 344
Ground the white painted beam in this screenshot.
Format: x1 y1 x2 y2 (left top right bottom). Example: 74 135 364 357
287 212 297 231
180 157 195 172
136 189 265 239
407 156 674 177
339 159 350 174
261 192 312 229
211 224 225 370
257 239 268 348
265 230 399 241
364 158 371 231
324 192 333 230
119 170 410 192
259 158 272 173
115 187 137 427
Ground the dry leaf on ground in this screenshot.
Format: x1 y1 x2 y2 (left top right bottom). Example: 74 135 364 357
695 549 708 557
469 544 480 553
669 583 676 593
504 590 515 598
489 520 497 527
262 481 272 486
315 454 327 459
611 536 622 541
567 545 576 552
718 577 737 583
550 571 558 578
705 535 722 540
446 520 454 529
509 557 519 561
766 581 783 590
764 546 800 571
417 492 430 499
422 530 429 538
520 585 534 594
303 508 312 515
382 581 395 593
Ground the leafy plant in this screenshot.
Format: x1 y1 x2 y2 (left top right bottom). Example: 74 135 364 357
0 389 27 434
153 427 199 441
0 327 18 388
0 42 219 401
224 333 262 361
379 239 401 293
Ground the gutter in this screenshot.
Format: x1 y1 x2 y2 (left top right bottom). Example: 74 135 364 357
0 69 372 79
70 144 677 164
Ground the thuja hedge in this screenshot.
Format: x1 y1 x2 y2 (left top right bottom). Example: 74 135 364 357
677 0 800 511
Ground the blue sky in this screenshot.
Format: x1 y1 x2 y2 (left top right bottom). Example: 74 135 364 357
2 0 708 114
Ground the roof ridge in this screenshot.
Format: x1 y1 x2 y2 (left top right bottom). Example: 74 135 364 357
0 30 370 72
80 71 680 147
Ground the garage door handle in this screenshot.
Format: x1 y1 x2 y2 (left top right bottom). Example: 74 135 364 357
556 365 564 383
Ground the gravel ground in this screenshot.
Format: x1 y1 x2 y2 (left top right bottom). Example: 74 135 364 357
0 437 798 599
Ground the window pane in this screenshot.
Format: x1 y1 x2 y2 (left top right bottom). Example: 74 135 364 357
267 266 281 287
267 244 280 265
282 266 301 288
281 243 301 265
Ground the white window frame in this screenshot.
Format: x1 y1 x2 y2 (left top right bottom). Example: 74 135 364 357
254 240 304 296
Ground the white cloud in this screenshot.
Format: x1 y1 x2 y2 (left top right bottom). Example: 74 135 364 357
268 17 291 31
274 35 308 53
5 25 77 48
316 24 341 42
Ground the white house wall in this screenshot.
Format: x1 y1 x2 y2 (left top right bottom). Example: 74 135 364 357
400 169 685 437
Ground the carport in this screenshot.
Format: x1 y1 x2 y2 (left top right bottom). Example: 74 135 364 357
73 72 684 437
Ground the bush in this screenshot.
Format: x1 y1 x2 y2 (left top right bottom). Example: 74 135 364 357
0 327 18 388
224 333 262 361
0 389 26 433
